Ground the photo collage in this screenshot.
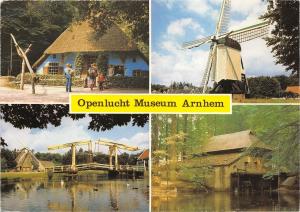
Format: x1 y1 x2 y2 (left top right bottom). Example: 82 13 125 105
0 0 299 211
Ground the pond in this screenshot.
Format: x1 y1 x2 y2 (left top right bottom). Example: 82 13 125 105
152 191 299 211
1 176 149 211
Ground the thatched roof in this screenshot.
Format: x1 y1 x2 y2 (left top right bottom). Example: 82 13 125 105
45 21 138 54
33 21 142 68
15 148 39 168
15 148 45 170
202 130 271 153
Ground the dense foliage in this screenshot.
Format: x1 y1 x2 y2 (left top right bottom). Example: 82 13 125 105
152 106 300 184
262 0 299 76
1 148 17 170
0 105 148 131
248 75 299 98
248 76 282 98
1 1 149 76
1 148 141 170
1 1 76 76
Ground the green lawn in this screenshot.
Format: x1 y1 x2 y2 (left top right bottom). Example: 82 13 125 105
235 98 300 104
0 172 47 180
1 170 107 180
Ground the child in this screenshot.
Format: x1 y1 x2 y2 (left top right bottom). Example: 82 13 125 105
98 72 106 91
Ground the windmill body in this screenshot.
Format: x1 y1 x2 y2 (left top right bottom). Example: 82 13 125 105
182 0 269 94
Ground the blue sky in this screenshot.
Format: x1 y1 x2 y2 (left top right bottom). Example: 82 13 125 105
0 117 149 154
151 0 287 86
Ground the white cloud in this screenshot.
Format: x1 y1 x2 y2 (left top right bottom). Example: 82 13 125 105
0 117 149 154
167 18 204 37
240 39 285 76
231 0 266 17
184 0 211 15
0 117 93 153
152 44 209 86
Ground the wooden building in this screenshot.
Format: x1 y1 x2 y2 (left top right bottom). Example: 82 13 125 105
285 86 300 96
15 148 53 172
137 149 149 171
189 130 274 191
33 21 148 78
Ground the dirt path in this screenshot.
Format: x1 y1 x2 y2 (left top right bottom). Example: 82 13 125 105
0 85 149 104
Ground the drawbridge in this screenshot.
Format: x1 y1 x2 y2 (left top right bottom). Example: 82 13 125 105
48 139 145 174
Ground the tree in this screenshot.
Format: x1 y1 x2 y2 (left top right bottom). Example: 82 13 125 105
1 1 76 76
246 106 299 175
248 76 282 98
96 53 109 74
74 53 84 76
0 105 148 131
1 137 8 147
262 0 299 76
75 1 149 58
1 148 17 170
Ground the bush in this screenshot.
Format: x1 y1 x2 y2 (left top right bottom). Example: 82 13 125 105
248 76 283 98
16 73 84 87
15 74 149 88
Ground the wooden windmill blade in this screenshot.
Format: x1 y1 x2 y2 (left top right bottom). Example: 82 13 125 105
201 43 218 93
215 0 231 35
221 20 269 43
182 35 212 49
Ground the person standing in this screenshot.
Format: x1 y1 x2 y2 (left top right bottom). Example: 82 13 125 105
64 64 74 92
98 72 106 91
88 63 98 91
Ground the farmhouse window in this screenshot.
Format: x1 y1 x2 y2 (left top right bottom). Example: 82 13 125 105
132 57 136 63
48 62 59 75
133 70 148 77
53 54 56 59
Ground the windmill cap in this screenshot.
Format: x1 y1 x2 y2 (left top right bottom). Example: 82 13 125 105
218 37 241 51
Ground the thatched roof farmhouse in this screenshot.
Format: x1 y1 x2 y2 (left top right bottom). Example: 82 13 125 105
34 21 148 77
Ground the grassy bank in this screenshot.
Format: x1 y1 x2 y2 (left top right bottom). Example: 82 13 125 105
1 172 47 180
1 170 107 180
236 98 300 103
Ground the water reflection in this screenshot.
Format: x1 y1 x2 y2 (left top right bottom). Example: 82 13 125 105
152 191 299 211
1 177 149 211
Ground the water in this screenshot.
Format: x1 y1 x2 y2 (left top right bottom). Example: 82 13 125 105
152 192 299 211
1 177 149 211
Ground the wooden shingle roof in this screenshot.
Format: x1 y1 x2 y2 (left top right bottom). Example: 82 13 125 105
187 153 242 167
44 21 138 54
202 130 271 153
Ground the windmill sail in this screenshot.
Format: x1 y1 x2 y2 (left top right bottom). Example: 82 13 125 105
216 0 231 35
181 0 269 94
220 20 269 43
182 35 212 49
201 44 217 93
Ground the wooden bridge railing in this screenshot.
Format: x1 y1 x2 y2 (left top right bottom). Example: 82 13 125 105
52 163 145 173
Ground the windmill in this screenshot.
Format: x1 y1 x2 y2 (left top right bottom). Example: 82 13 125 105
182 0 269 94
